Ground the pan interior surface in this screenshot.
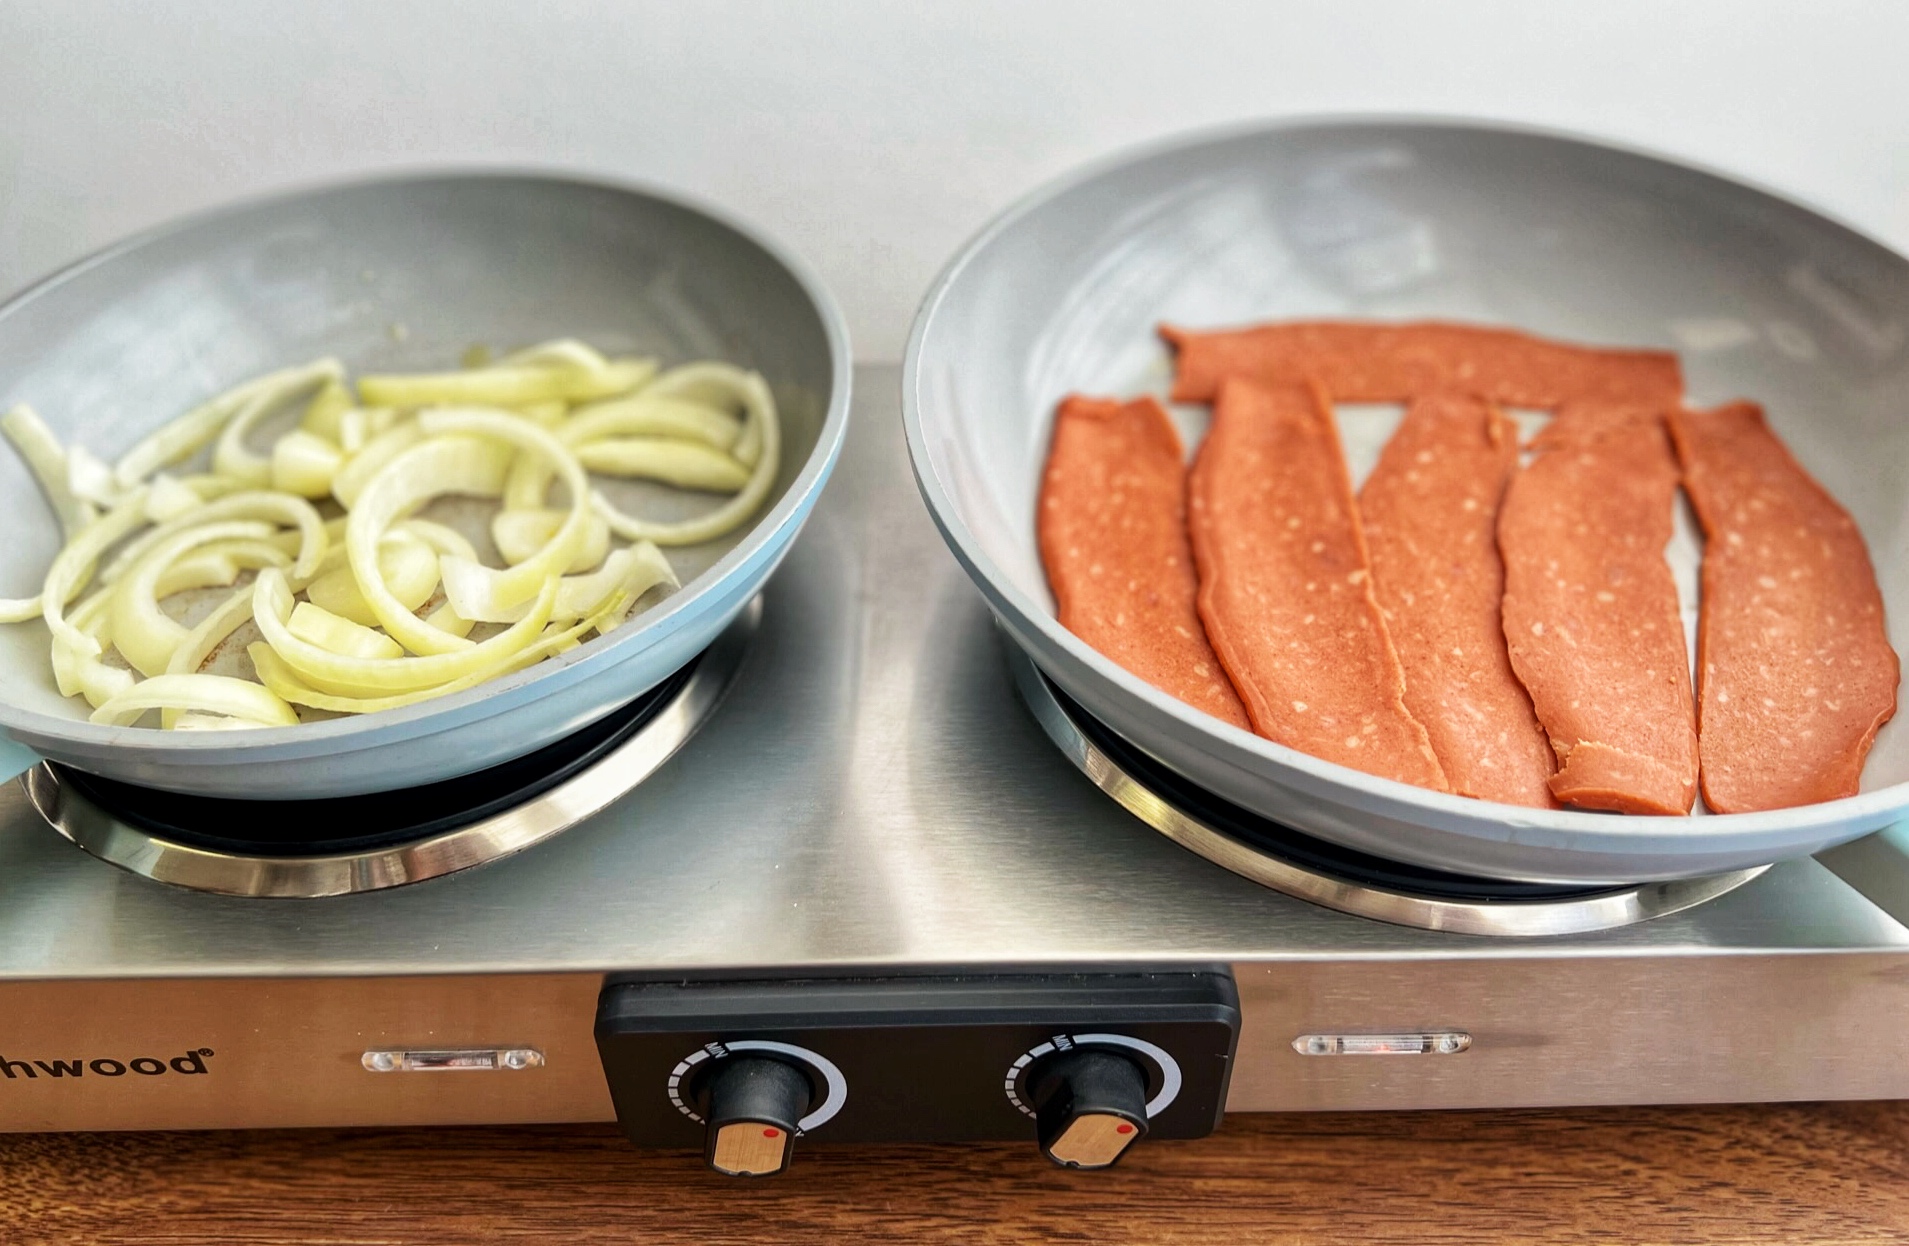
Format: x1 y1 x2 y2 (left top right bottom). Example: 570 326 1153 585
0 174 835 733
908 120 1909 875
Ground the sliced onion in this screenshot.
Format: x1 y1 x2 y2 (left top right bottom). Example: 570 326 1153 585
358 356 653 409
100 490 327 588
343 436 512 655
55 637 138 708
643 363 769 467
112 521 277 677
592 542 679 631
246 573 629 714
298 379 354 441
52 589 136 707
501 391 744 513
329 419 423 508
337 406 401 454
287 601 404 661
213 375 330 487
153 538 289 599
590 369 780 546
497 339 612 369
396 518 479 564
89 673 298 728
3 404 96 536
42 489 153 657
172 474 249 503
165 583 259 679
575 438 750 491
271 430 345 499
252 567 556 696
423 602 476 640
247 620 567 714
562 394 743 451
66 445 122 507
145 474 205 522
112 359 343 490
448 542 677 625
492 508 609 571
305 533 439 627
416 410 590 621
7 343 736 731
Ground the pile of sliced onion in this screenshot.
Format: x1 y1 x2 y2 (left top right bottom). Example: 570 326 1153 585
0 341 780 730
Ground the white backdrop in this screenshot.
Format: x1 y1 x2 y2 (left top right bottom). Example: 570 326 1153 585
1 0 1904 360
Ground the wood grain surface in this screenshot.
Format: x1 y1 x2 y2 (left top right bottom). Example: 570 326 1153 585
5 1103 1908 1244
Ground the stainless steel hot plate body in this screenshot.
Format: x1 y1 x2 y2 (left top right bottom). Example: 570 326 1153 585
2 369 1909 1134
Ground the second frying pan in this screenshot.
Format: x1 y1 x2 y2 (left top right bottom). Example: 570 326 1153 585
905 119 1909 884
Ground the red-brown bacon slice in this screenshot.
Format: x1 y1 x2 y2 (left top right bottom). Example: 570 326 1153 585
1162 320 1682 409
1668 401 1898 812
1498 403 1698 814
1037 394 1251 728
1188 377 1448 790
1360 393 1556 807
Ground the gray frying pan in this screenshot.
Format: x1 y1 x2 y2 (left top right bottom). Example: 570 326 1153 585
0 172 850 799
904 119 1909 884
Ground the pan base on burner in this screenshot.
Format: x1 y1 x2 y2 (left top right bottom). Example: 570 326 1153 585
22 599 759 898
1009 648 1764 937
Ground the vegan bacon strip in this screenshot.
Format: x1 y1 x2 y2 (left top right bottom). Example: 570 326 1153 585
1037 394 1250 729
1360 394 1556 807
1161 320 1683 409
1668 402 1898 812
1498 403 1698 814
1188 377 1448 790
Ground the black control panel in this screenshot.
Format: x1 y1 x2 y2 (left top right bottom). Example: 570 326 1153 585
595 971 1239 1174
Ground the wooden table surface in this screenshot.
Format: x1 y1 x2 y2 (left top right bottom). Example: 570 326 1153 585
5 1102 1906 1244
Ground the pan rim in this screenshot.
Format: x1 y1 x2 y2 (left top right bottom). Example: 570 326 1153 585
902 111 1909 845
0 166 853 760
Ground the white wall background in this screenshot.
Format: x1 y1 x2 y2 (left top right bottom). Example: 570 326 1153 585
1 0 1905 360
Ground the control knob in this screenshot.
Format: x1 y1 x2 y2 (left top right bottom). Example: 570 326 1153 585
700 1056 814 1177
1026 1048 1150 1169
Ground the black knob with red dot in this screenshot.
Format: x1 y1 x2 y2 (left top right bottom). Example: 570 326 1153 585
1027 1048 1150 1169
700 1056 814 1176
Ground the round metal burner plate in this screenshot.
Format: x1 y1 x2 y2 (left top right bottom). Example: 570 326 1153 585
1010 649 1765 936
25 598 759 898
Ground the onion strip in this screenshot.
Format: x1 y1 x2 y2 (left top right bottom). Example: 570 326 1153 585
52 589 136 707
3 404 95 536
491 509 609 570
416 410 591 622
252 567 557 697
42 489 153 657
111 520 276 677
212 374 331 487
164 585 261 684
112 359 343 490
306 532 439 627
358 356 653 409
343 437 512 655
643 363 769 467
562 395 743 451
590 368 780 546
246 578 635 715
329 419 423 508
89 673 298 728
153 539 290 599
99 491 327 588
575 439 750 491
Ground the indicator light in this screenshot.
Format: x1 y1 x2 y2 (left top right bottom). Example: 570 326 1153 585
361 1047 546 1072
1291 1032 1472 1056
